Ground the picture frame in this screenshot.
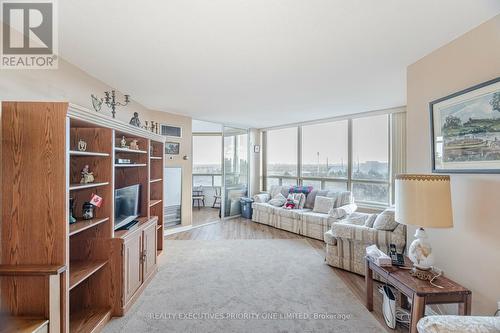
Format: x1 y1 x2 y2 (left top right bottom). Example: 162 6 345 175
165 141 180 155
430 77 500 173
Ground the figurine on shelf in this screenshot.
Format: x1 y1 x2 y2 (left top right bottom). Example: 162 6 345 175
129 112 142 127
77 139 87 152
82 202 94 220
120 136 127 148
69 197 77 224
130 139 139 150
80 164 95 184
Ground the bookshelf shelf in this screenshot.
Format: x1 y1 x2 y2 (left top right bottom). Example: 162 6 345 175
69 182 109 191
115 163 147 168
69 217 110 236
69 150 110 157
114 147 148 154
69 260 108 290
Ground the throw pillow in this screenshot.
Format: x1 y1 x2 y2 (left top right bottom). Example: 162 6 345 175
288 185 313 195
305 189 328 209
329 203 357 219
268 193 286 207
372 208 399 231
313 196 335 214
332 191 353 208
364 214 377 228
291 193 306 209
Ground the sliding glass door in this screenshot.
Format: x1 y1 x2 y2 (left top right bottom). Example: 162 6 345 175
222 126 249 218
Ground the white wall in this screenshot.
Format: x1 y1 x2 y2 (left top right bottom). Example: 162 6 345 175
0 58 194 226
406 15 500 315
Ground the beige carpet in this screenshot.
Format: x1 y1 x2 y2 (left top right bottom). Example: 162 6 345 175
104 239 384 332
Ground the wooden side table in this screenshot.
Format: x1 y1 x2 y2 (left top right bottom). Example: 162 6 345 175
365 257 471 333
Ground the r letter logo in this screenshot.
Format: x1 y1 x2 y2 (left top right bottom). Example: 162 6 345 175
1 0 58 69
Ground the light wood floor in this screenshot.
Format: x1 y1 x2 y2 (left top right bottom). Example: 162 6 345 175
192 207 221 226
166 217 407 332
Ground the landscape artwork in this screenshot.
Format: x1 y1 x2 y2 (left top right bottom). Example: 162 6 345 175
431 78 500 173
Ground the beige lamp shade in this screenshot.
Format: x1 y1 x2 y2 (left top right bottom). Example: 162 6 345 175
395 174 453 228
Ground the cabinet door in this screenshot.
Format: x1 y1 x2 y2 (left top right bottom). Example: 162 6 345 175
123 231 143 304
142 222 157 281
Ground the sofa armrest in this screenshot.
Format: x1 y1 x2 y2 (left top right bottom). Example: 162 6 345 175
330 222 406 251
329 203 357 219
253 193 270 203
417 316 500 333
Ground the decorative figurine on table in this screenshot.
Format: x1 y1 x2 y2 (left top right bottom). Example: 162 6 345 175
120 136 127 148
130 139 139 150
80 164 95 184
77 139 87 152
82 202 94 220
129 112 142 127
69 197 77 224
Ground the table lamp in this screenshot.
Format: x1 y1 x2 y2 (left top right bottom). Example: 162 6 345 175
395 174 453 280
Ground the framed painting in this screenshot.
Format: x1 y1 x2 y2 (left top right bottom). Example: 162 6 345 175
165 141 180 155
430 77 500 173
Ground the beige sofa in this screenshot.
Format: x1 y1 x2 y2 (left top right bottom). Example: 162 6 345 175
324 211 406 276
252 186 357 240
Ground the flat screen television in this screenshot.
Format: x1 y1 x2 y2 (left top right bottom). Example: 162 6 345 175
114 184 140 230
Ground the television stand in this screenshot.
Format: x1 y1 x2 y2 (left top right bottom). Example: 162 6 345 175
116 220 139 231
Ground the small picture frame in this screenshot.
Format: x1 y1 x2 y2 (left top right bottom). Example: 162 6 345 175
253 145 260 153
165 142 180 155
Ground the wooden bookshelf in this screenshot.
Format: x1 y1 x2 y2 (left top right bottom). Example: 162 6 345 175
1 102 165 333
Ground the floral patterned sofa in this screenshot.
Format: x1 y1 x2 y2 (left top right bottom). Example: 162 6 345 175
324 210 406 276
252 185 357 240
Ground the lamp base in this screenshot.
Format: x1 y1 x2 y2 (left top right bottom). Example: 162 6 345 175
409 266 435 281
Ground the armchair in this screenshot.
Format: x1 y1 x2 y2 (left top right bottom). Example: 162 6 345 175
324 211 406 275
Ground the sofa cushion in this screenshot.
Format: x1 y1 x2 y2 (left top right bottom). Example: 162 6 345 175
302 211 333 226
313 196 336 214
277 207 305 219
268 193 286 207
252 202 275 213
373 207 399 231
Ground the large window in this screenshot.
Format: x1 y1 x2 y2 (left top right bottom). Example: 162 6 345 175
193 135 222 187
266 127 298 181
351 115 389 204
264 113 395 207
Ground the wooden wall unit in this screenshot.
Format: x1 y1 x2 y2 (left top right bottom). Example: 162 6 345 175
1 102 165 332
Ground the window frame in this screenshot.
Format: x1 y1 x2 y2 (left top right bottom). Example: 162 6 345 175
263 114 394 209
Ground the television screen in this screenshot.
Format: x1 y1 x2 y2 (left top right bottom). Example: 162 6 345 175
114 184 140 230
